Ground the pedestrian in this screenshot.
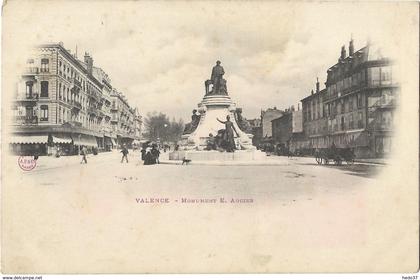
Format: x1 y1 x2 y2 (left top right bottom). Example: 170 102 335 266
144 148 155 165
120 145 129 163
140 146 146 161
80 146 87 164
151 145 160 164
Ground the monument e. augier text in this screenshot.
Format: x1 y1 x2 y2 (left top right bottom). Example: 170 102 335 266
170 61 264 162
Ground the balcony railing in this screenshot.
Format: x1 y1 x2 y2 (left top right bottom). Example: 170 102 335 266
73 78 82 88
69 120 82 127
71 100 82 111
15 115 38 124
23 67 39 75
88 106 101 116
16 93 39 101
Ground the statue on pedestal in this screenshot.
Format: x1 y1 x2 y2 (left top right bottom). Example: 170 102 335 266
205 60 228 96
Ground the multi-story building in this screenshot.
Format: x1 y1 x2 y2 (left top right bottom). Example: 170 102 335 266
110 90 138 148
10 43 141 156
300 39 398 158
92 65 115 150
301 79 328 150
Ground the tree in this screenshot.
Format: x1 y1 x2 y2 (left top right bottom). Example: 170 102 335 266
143 112 184 143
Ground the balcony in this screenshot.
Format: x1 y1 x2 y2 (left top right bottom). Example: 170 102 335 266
15 115 38 125
23 67 39 76
71 101 82 112
88 105 100 116
15 93 39 102
71 78 82 94
69 121 82 127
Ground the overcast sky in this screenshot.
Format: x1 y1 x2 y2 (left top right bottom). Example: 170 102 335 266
5 1 410 121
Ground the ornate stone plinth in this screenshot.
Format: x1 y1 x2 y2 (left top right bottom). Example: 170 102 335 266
171 60 257 159
178 93 255 151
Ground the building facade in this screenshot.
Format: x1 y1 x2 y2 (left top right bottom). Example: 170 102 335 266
261 107 284 138
10 43 142 156
271 109 304 154
300 39 398 158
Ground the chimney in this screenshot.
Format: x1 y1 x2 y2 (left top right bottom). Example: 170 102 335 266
349 38 354 56
340 45 346 60
84 52 93 74
316 77 320 93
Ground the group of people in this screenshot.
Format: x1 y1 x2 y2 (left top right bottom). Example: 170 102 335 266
79 143 161 165
140 144 160 165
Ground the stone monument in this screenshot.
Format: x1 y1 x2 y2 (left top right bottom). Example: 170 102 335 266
170 61 264 161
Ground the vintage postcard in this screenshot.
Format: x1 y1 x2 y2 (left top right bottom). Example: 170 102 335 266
1 0 419 274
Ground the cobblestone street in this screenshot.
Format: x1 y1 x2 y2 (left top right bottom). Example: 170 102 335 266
2 150 393 273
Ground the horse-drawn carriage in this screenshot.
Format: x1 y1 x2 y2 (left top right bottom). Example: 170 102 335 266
314 147 355 165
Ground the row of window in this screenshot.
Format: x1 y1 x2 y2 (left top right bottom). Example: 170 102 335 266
25 81 49 97
27 58 49 72
327 66 393 98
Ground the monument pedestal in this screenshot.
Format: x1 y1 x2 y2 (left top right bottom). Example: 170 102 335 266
170 60 260 161
178 94 255 151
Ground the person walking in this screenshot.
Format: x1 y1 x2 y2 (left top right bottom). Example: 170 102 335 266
140 146 146 161
120 145 129 163
80 146 87 164
151 145 160 164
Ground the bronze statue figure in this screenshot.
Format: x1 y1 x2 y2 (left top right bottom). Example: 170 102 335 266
205 60 228 95
183 109 201 134
217 115 239 152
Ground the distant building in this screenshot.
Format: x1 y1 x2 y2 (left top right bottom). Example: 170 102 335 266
261 107 284 138
247 118 262 147
271 108 305 154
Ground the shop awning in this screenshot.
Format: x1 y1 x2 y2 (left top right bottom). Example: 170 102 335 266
9 135 48 144
52 136 72 144
73 135 98 147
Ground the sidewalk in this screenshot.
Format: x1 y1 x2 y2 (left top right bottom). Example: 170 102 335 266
354 158 389 165
18 149 141 172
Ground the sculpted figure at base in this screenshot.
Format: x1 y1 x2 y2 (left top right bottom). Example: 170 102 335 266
217 115 239 152
183 109 201 134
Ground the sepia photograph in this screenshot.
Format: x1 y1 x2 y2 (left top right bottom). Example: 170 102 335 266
1 0 419 277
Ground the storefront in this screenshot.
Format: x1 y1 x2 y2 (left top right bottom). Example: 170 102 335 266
103 136 114 151
9 134 49 156
72 134 98 154
51 135 73 156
